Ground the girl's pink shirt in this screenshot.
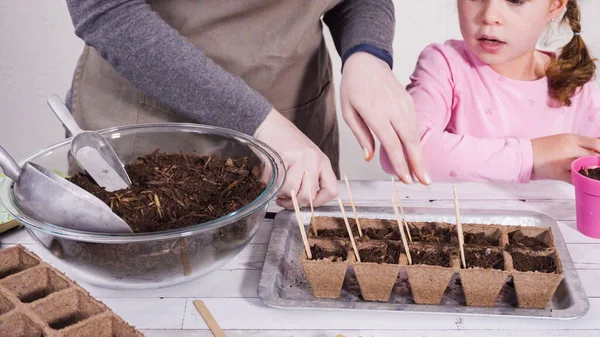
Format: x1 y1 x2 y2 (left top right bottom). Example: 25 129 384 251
381 40 600 182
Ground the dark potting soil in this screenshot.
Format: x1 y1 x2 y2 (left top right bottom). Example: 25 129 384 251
511 251 557 273
386 242 402 263
409 222 457 244
68 151 266 233
316 228 359 239
314 218 359 238
311 244 347 262
506 230 550 251
358 246 388 264
579 167 600 181
465 248 504 270
358 242 400 264
61 151 266 279
464 231 501 246
409 247 451 267
362 226 401 241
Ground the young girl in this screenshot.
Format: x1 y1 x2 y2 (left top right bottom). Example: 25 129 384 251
381 0 600 183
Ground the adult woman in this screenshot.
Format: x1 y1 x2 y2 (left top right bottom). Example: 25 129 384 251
65 0 429 209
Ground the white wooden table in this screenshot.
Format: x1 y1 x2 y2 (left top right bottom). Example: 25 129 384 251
2 180 600 337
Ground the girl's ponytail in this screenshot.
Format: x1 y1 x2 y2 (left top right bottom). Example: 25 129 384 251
546 0 596 106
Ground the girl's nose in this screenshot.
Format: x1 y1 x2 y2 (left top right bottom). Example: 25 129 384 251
481 0 504 25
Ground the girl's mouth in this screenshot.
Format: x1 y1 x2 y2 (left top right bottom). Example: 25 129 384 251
478 37 505 44
478 36 506 53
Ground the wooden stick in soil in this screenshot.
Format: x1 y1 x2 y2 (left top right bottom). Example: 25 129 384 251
304 170 317 236
154 194 163 219
391 176 413 242
343 174 363 237
392 197 412 265
193 300 226 337
453 185 466 268
291 189 312 260
338 198 361 263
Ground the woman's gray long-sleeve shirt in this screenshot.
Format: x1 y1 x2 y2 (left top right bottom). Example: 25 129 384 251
65 0 395 136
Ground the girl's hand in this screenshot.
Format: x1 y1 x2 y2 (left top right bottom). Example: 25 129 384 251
340 52 430 184
532 134 600 183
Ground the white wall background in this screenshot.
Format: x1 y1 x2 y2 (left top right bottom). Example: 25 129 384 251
1 0 598 180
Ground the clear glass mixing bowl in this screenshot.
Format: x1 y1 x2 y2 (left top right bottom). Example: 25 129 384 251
0 123 284 289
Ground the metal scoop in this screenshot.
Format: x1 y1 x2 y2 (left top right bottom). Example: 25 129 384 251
0 145 133 233
47 95 132 192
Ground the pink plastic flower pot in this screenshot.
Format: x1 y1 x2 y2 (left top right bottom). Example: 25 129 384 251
571 156 600 239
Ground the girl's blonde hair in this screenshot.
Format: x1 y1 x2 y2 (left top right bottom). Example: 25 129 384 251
546 0 597 106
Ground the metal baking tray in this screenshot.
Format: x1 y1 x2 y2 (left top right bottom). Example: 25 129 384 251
258 206 589 319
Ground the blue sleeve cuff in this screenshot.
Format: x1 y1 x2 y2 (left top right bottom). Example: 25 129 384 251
342 43 393 70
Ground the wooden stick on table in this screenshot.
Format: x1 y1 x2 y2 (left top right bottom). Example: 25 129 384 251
391 177 412 242
193 300 226 337
453 185 466 268
291 189 312 260
0 220 20 234
392 197 412 265
303 170 317 236
343 174 363 237
338 198 361 263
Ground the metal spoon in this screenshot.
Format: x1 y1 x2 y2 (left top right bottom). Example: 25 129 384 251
47 95 132 192
0 145 133 233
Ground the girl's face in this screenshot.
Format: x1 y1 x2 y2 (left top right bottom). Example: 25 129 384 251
457 0 565 66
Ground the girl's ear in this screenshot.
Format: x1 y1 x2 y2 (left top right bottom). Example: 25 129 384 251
548 0 568 22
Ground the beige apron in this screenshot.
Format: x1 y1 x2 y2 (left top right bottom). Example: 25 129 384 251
69 0 342 176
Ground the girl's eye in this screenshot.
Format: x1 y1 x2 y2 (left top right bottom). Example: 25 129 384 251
506 0 526 5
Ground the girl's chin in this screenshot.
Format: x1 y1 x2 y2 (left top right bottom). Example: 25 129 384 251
472 49 511 66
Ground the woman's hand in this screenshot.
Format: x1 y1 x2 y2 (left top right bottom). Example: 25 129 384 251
254 109 339 209
340 52 430 184
532 134 600 183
